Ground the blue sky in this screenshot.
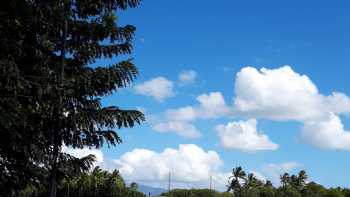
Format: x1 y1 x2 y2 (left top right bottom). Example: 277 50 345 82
69 0 350 190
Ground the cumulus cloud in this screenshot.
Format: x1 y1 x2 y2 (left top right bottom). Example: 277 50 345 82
301 113 350 150
114 144 229 189
152 92 231 138
112 144 299 190
153 121 201 138
134 77 174 102
165 106 197 122
151 119 200 139
215 119 278 152
62 146 104 166
233 66 350 150
152 106 199 138
196 92 231 118
234 66 322 121
324 92 350 115
164 92 230 121
178 70 197 85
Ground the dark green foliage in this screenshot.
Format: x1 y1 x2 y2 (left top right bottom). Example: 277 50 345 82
301 182 327 197
0 0 144 196
19 166 146 197
162 168 350 197
162 188 234 197
225 167 350 197
16 165 350 197
227 166 247 196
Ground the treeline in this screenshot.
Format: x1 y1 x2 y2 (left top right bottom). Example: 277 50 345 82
161 167 350 197
19 166 145 197
162 189 233 197
17 165 350 197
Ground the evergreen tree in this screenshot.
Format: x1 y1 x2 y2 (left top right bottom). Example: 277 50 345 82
0 0 144 196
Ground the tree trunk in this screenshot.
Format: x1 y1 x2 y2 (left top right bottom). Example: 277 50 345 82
49 166 57 197
49 2 67 196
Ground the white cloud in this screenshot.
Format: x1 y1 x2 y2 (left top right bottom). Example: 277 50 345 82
233 66 350 150
62 146 104 166
234 66 322 121
324 92 350 115
165 106 197 122
151 92 231 139
114 144 229 190
262 162 301 185
134 77 174 102
196 92 231 118
153 121 201 139
164 92 231 120
302 113 350 150
265 162 301 173
112 144 299 190
215 119 278 152
178 70 197 85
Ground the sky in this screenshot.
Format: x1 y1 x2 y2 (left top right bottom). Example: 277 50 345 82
66 0 350 191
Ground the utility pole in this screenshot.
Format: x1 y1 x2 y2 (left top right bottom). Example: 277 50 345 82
168 172 171 193
209 175 212 197
210 175 212 190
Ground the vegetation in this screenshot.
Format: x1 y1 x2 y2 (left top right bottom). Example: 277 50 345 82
162 188 233 197
18 166 145 197
14 164 350 197
160 167 350 197
0 0 143 196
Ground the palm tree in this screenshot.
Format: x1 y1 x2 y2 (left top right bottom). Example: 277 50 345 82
233 167 247 182
130 182 138 190
92 166 103 197
297 170 308 187
264 180 273 188
245 173 259 188
290 175 299 188
227 166 247 196
280 173 290 187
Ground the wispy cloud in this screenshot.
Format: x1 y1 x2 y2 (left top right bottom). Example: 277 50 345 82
178 70 197 86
